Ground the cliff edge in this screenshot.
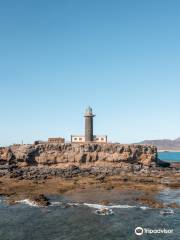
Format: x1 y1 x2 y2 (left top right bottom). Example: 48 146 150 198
0 143 157 166
0 143 160 179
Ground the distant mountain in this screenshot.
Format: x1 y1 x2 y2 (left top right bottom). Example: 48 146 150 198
137 138 180 150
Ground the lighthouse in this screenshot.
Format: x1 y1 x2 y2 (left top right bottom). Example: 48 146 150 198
71 107 107 143
84 106 95 142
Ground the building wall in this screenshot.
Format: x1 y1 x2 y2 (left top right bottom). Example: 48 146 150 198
48 138 65 144
93 135 107 143
71 135 107 143
71 136 85 143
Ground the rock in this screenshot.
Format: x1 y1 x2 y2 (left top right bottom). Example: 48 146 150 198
105 185 114 190
136 197 165 208
75 153 87 163
96 174 106 182
156 159 170 167
133 164 142 172
95 208 114 215
167 203 180 208
0 169 9 176
160 209 175 215
0 164 9 170
0 148 15 163
99 200 110 205
29 194 50 207
0 143 166 179
3 143 158 167
10 145 37 165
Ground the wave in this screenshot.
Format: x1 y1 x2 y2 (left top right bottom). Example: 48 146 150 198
83 203 137 209
83 203 146 216
14 199 150 212
50 202 81 207
140 206 151 210
50 201 63 206
16 199 39 207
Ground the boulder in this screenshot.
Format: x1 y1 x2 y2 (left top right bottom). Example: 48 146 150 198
29 194 50 207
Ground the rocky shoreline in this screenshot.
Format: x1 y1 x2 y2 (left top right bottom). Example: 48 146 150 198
0 143 179 182
0 143 179 209
0 143 175 179
0 175 179 209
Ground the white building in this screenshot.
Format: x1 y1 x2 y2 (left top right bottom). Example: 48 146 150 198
71 135 107 143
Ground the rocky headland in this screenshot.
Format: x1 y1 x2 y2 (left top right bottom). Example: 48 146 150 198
0 143 179 208
0 143 163 178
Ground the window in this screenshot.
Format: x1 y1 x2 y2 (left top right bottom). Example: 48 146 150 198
101 138 104 141
79 138 82 141
74 138 77 140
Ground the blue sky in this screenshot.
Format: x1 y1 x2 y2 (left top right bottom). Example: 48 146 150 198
0 0 180 146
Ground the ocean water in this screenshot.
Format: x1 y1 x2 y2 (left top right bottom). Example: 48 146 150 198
158 152 180 162
0 190 180 240
0 152 179 240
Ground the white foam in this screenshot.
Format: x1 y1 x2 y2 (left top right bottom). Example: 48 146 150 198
110 205 136 209
15 200 150 211
50 202 81 207
50 201 63 206
67 203 81 207
83 203 106 209
16 199 39 207
83 203 137 209
140 206 151 210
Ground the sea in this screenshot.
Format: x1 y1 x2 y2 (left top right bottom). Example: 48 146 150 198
0 152 179 240
158 151 180 162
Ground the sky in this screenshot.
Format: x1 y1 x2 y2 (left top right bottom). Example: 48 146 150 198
0 0 180 146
